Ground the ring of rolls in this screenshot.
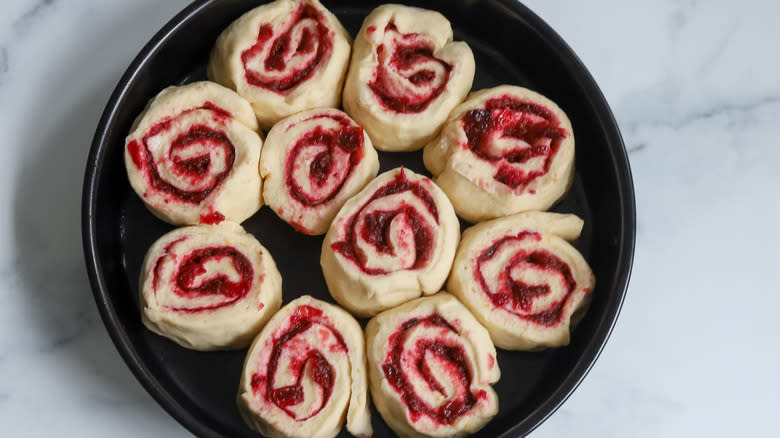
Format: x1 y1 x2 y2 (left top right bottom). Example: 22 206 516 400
124 1 595 437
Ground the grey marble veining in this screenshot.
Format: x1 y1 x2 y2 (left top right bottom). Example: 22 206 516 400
1 0 778 437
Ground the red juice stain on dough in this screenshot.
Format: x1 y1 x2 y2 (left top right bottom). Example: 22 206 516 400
168 246 254 312
250 373 263 394
241 3 332 93
258 305 347 420
200 101 232 121
474 231 577 326
331 170 437 275
288 219 314 234
199 209 225 225
461 96 568 190
127 139 144 168
368 23 452 113
382 314 483 425
284 113 364 206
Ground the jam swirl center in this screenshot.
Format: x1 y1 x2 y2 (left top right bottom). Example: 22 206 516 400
331 171 438 275
461 96 568 190
152 241 255 313
368 23 452 113
126 103 236 205
284 113 365 206
251 305 348 421
241 3 332 94
474 231 577 326
382 314 487 425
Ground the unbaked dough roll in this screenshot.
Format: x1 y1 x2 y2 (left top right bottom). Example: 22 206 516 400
423 85 575 222
365 293 500 438
321 168 459 317
139 221 282 350
208 0 351 129
342 4 475 151
448 212 595 350
260 108 379 235
125 81 263 226
238 295 372 438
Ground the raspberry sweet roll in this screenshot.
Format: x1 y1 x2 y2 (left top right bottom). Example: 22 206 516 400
208 0 351 129
139 222 282 351
321 168 460 317
342 4 475 151
238 296 372 438
448 212 595 350
125 81 263 226
260 108 380 235
365 293 500 438
423 85 575 222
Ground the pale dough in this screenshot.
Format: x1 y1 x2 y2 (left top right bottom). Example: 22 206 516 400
423 85 575 223
124 81 263 226
140 221 282 351
238 295 372 438
321 168 459 317
447 212 595 350
342 4 475 151
365 292 500 438
208 0 352 129
260 108 379 235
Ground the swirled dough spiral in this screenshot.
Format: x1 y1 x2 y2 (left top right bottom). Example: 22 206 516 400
321 168 459 317
365 293 500 438
260 108 379 235
448 212 595 350
424 85 575 222
342 4 475 151
238 295 371 438
208 0 351 128
125 81 263 226
139 221 282 350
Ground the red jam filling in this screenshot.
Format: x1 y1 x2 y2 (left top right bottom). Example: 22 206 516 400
474 231 576 326
331 170 437 275
155 245 254 313
382 314 486 425
199 209 225 225
200 101 232 120
368 23 452 113
284 113 365 206
461 96 568 190
127 102 237 208
251 305 347 421
151 236 187 290
241 3 332 93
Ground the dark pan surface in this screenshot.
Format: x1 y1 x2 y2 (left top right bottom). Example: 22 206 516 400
82 1 636 437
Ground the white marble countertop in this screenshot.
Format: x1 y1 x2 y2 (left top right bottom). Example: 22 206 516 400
2 0 778 436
